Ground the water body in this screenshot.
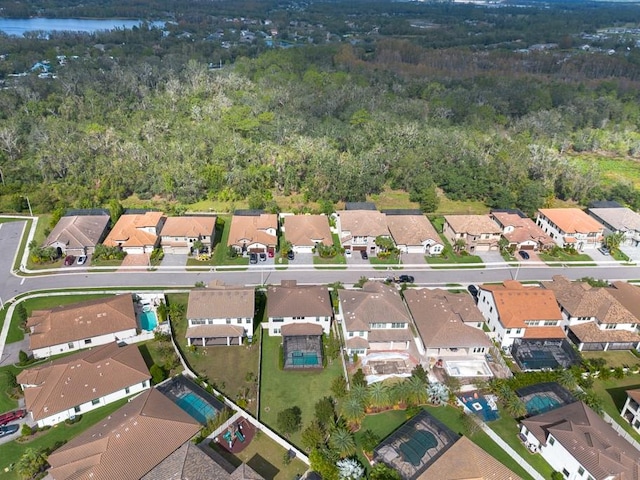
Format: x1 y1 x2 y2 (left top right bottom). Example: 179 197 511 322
0 18 156 36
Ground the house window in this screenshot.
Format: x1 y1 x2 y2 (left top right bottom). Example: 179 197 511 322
237 318 242 324
516 329 522 334
359 332 365 337
472 347 484 353
370 323 385 329
562 469 569 478
91 399 100 406
68 342 75 349
273 317 284 323
391 323 404 329
578 467 585 476
605 324 616 330
191 319 206 325
316 317 320 322
84 339 92 345
125 387 130 394
74 406 81 413
489 306 493 313
548 437 555 445
142 380 148 388
246 319 251 324
506 329 511 334
349 332 354 338
274 328 280 334
226 318 231 324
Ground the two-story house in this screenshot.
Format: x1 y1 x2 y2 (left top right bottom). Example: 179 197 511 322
541 276 640 351
477 281 565 348
227 212 278 256
103 211 166 254
185 285 255 346
385 211 444 256
160 216 217 254
621 389 640 433
588 206 640 248
536 208 605 250
335 209 391 256
338 282 413 356
442 215 502 253
490 210 555 251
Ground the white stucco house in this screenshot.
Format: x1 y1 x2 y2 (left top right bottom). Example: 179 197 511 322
535 208 604 250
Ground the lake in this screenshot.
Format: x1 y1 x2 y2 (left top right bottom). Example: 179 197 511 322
0 18 157 36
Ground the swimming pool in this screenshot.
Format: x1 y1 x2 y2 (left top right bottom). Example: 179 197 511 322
525 394 561 416
445 359 492 377
176 392 219 424
138 310 158 331
291 351 319 366
459 393 499 421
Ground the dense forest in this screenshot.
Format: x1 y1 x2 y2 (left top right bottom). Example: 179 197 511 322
0 0 640 215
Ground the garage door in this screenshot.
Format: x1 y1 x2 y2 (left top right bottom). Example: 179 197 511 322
520 245 535 250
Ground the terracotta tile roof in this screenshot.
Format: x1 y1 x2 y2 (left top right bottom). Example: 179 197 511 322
187 287 255 320
491 212 554 247
160 216 216 238
521 401 640 480
281 323 324 336
103 212 165 248
418 436 522 480
142 442 229 480
27 295 137 350
267 282 332 319
481 281 562 328
227 214 277 248
523 326 566 339
339 282 412 332
404 289 491 349
283 215 332 247
337 210 389 237
542 276 638 325
47 388 201 480
368 328 412 343
346 336 369 348
537 208 604 234
588 207 640 233
443 215 502 235
386 215 441 247
608 282 640 320
569 322 640 344
44 215 110 250
229 463 264 480
17 342 150 422
185 324 246 339
626 389 640 405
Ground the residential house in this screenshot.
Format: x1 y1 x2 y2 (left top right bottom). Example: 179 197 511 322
282 214 332 254
385 212 444 256
442 215 502 252
490 210 554 251
588 206 640 247
338 282 413 356
265 280 332 336
160 216 217 254
621 389 640 433
335 209 390 255
535 208 605 250
185 285 255 346
541 276 640 351
43 212 110 256
404 289 492 362
46 388 201 480
227 212 278 255
27 294 138 359
477 281 565 348
17 342 150 428
520 401 640 480
103 211 166 254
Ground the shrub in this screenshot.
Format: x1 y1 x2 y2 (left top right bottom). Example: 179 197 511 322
18 350 29 365
150 364 167 384
21 424 32 436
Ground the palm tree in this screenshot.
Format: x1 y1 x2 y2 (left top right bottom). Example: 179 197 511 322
557 368 577 391
505 395 527 419
349 384 369 407
405 375 428 406
604 232 625 251
389 379 412 407
454 238 467 254
329 427 356 458
340 396 365 428
368 382 389 409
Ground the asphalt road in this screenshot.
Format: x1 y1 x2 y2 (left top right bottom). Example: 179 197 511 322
2 219 640 304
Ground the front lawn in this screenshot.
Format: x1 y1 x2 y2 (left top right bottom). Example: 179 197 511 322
259 333 344 449
313 234 346 266
0 365 20 412
538 250 594 265
210 216 249 266
425 254 484 269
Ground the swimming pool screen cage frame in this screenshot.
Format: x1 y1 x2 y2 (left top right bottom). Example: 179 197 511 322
515 381 577 416
511 338 581 371
282 333 324 369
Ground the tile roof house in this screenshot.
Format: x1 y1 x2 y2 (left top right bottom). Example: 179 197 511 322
27 294 138 359
404 289 492 362
43 213 110 256
536 208 605 250
46 388 201 480
17 342 150 428
334 209 391 255
490 210 555 251
160 216 217 254
520 401 640 480
282 214 332 253
442 215 502 252
338 282 413 356
620 389 640 434
477 281 564 348
185 285 255 346
588 206 640 248
227 213 278 255
103 211 166 254
266 280 333 336
386 214 444 256
541 276 640 351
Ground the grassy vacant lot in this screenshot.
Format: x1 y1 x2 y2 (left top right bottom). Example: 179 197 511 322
210 431 307 480
0 398 128 479
582 350 640 369
7 294 113 344
210 216 249 267
571 154 640 189
367 189 419 210
168 293 260 415
591 373 640 443
259 333 344 449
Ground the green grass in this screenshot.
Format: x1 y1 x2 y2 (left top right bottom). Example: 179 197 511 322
358 409 407 440
25 214 53 271
435 197 489 215
571 154 640 189
367 189 420 210
591 373 640 444
369 255 401 266
7 294 113 344
210 216 249 266
425 254 484 269
0 365 20 412
313 234 347 266
582 350 640 369
538 251 594 264
0 398 129 479
259 333 344 449
11 218 32 272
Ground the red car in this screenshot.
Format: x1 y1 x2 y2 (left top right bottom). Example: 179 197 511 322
0 409 26 426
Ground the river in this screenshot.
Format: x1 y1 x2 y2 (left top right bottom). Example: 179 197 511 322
0 18 159 36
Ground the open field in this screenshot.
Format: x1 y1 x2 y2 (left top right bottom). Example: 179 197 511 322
571 154 640 189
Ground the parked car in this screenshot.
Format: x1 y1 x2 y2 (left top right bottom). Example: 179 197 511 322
467 284 479 298
259 252 267 262
287 251 295 261
0 424 19 438
64 255 76 266
360 250 369 260
598 246 610 256
267 250 274 258
77 255 87 265
344 249 352 258
249 253 258 264
398 275 415 283
518 250 530 260
0 409 26 426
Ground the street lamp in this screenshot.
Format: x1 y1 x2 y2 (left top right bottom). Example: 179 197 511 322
23 195 33 217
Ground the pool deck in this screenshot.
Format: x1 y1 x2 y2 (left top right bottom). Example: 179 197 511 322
213 417 256 454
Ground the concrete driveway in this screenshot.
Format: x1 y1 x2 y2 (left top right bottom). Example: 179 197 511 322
620 246 640 263
475 250 506 265
161 253 188 267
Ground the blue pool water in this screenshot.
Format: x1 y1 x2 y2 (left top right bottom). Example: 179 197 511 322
525 394 561 416
459 394 500 422
138 310 158 331
176 392 218 424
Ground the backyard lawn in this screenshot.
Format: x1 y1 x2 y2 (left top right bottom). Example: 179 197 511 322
209 216 249 267
259 333 344 449
582 350 640 369
591 373 640 444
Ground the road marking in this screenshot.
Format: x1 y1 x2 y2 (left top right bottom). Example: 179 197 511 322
21 278 25 285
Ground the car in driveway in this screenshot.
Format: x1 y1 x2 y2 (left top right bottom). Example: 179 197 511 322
64 255 76 266
249 253 258 264
77 255 87 265
360 250 368 260
467 284 479 298
0 424 19 438
0 409 26 426
287 251 295 261
598 246 610 256
259 252 267 262
518 250 530 260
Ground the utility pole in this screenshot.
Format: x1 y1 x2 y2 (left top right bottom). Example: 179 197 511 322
24 195 33 216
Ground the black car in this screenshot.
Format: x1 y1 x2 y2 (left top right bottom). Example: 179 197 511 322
0 424 19 438
518 250 530 260
249 253 258 264
287 251 295 261
360 250 369 260
398 275 414 283
259 252 267 262
467 284 479 298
